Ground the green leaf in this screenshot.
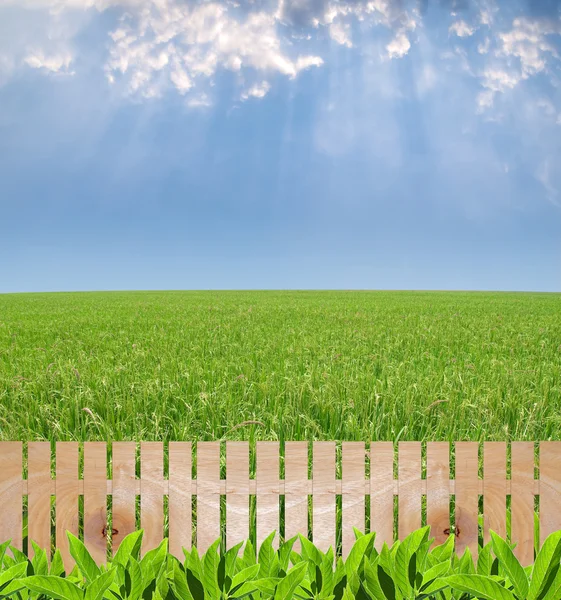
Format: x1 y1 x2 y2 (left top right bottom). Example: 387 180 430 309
539 565 561 600
125 558 145 600
490 530 529 599
30 542 49 577
457 547 475 574
429 535 454 563
171 561 193 600
185 569 204 600
229 565 261 595
241 541 255 571
439 574 517 600
67 533 101 583
22 576 84 600
85 570 116 600
319 553 334 596
252 577 280 596
0 563 29 590
362 558 386 600
112 532 143 568
202 540 221 600
50 551 66 578
274 563 308 600
258 533 279 578
299 536 324 567
345 533 376 579
420 561 450 589
528 531 561 600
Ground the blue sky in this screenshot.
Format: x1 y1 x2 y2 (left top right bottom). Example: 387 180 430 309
0 0 560 293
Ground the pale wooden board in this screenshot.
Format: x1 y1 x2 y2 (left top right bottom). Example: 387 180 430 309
312 442 336 554
196 442 221 553
284 442 308 552
398 442 422 540
426 442 450 548
511 442 535 565
112 443 137 554
226 442 249 552
169 442 192 558
84 443 108 565
0 442 23 550
140 442 164 556
370 442 394 551
342 442 365 559
256 442 280 551
28 442 52 558
539 442 561 546
454 442 479 560
56 442 79 572
482 442 506 545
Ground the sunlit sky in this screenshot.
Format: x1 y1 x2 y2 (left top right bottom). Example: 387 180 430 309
1 0 560 292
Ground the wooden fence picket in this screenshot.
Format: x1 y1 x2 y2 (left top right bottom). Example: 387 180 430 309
55 442 79 572
539 442 561 546
284 442 308 551
84 442 107 565
256 442 280 550
112 442 136 554
342 442 365 559
455 442 479 559
140 442 164 556
28 442 51 558
427 442 450 548
482 442 506 545
370 442 394 550
196 442 221 553
398 442 422 539
312 442 336 553
0 442 22 551
226 441 249 551
511 442 535 565
169 442 192 558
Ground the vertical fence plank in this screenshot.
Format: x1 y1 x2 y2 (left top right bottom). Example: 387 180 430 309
84 443 107 565
56 442 79 572
197 442 221 553
0 442 23 551
112 443 137 554
28 442 52 557
540 442 561 546
427 442 450 548
169 442 192 558
140 442 164 555
455 442 479 559
511 442 535 565
398 442 422 539
285 442 308 552
312 442 336 553
370 442 394 550
342 442 365 559
256 442 280 551
483 442 506 545
226 442 249 551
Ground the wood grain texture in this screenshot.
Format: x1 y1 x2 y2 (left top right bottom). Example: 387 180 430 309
342 442 365 559
312 442 336 554
256 442 280 551
285 442 308 552
226 442 249 551
511 442 535 565
169 442 192 558
0 442 23 551
482 442 506 545
196 442 221 553
427 442 450 548
112 443 137 554
540 442 561 546
398 442 421 539
56 442 79 572
454 442 479 560
140 442 164 556
370 442 394 550
28 442 52 558
84 443 108 565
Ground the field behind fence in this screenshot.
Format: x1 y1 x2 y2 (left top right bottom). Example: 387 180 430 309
1 441 560 571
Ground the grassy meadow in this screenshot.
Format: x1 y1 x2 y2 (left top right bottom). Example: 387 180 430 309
0 290 560 442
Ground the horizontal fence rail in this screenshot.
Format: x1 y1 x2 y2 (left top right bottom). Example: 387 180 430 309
0 441 560 571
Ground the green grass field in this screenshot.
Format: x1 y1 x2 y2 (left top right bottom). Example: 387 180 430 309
1 290 560 442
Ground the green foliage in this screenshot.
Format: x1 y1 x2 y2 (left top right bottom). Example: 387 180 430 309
4 527 561 600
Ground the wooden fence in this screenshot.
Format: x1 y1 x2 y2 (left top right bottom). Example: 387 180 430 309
1 441 560 571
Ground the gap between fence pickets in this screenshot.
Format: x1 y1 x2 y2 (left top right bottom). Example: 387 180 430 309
20 479 540 495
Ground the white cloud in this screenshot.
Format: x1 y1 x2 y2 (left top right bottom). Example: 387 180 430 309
476 89 495 112
24 50 73 73
241 80 271 101
478 37 490 54
449 20 476 38
386 32 410 59
329 20 352 48
537 158 560 207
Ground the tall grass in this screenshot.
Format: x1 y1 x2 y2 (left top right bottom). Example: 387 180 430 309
0 290 560 442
